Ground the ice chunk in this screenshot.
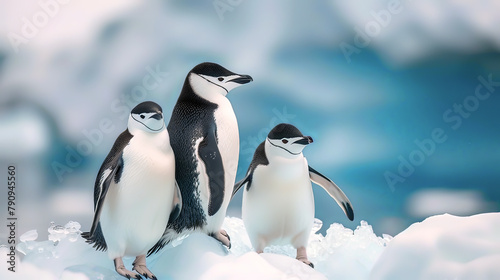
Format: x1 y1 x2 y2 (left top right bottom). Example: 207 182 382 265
382 234 393 242
17 229 50 257
20 230 38 242
311 218 323 233
48 222 66 242
223 216 253 256
65 221 82 242
65 221 81 232
308 220 389 279
48 221 82 242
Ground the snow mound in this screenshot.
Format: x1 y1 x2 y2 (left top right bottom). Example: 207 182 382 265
3 214 500 279
0 217 387 280
370 213 500 280
224 217 390 279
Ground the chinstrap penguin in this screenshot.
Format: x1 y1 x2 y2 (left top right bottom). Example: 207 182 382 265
149 62 252 254
233 123 354 268
82 101 182 279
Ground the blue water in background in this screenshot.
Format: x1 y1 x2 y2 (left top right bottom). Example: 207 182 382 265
229 49 500 235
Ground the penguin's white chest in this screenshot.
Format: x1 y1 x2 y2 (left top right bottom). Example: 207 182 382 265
203 98 239 231
213 99 239 181
242 158 314 248
100 134 176 258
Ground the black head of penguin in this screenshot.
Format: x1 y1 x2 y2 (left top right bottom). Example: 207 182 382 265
129 101 164 132
267 123 314 155
190 62 253 84
268 123 313 143
268 123 304 139
190 62 235 77
131 101 163 115
182 62 253 99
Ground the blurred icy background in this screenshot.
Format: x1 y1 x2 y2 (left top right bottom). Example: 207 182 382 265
0 0 499 242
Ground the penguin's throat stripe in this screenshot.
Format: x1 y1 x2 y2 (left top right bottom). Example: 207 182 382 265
197 74 228 94
131 115 165 131
267 138 300 155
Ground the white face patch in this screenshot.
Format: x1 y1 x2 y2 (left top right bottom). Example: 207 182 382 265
130 112 165 133
197 74 247 96
267 137 308 156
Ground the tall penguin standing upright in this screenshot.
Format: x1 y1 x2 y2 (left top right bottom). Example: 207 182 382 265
82 101 182 279
150 62 252 253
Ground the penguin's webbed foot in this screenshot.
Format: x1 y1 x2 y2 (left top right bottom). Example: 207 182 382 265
116 267 143 279
296 246 314 269
297 258 315 269
211 229 231 249
114 258 143 279
132 255 157 280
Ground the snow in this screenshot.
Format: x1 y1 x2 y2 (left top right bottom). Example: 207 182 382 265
1 214 499 279
0 217 386 280
371 213 500 280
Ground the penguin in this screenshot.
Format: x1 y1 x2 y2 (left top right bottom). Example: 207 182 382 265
148 62 252 254
82 101 182 280
232 123 354 268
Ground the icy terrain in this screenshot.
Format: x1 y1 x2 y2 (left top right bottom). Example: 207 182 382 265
0 218 388 280
371 213 500 280
1 213 499 279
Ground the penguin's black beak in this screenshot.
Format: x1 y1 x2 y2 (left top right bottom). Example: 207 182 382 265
294 136 313 145
229 74 253 84
150 113 162 120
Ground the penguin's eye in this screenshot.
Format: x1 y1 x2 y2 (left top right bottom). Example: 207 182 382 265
140 114 145 119
282 139 288 144
218 77 224 82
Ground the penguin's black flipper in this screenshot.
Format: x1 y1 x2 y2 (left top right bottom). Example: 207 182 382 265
85 156 124 239
81 223 107 251
232 173 251 198
308 166 354 221
198 125 225 216
232 141 269 199
82 130 132 249
147 238 166 256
